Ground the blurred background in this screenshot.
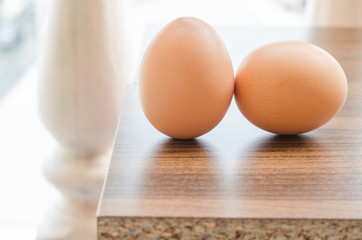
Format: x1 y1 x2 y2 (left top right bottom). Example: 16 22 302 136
0 0 357 239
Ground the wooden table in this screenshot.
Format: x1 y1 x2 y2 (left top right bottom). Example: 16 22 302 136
97 27 362 239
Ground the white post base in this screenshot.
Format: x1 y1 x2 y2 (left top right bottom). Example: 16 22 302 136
36 148 111 240
37 197 97 240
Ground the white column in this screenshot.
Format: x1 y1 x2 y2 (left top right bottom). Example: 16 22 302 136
306 0 362 27
37 0 130 239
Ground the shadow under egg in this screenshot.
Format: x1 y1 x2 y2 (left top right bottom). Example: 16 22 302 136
252 134 322 154
229 134 354 201
140 138 221 199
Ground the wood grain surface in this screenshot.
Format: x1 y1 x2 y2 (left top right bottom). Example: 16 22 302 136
97 27 362 221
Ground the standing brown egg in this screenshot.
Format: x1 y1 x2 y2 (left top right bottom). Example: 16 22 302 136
139 17 234 139
234 41 348 135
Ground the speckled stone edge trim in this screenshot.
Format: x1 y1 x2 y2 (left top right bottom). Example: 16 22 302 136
98 217 362 240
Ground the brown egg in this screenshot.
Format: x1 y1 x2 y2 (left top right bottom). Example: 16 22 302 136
139 17 234 139
234 41 348 135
